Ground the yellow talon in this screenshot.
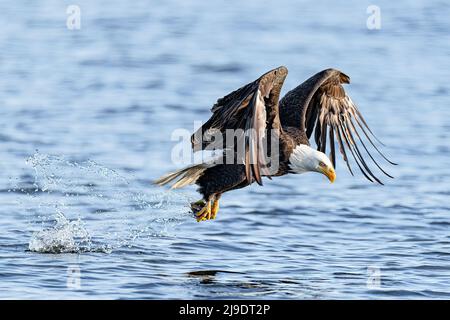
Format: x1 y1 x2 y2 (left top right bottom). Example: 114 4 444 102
195 200 211 222
192 194 221 222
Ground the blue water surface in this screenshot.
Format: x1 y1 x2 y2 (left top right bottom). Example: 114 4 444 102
0 0 449 299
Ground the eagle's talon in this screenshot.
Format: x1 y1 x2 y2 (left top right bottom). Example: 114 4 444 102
195 200 212 222
191 196 220 221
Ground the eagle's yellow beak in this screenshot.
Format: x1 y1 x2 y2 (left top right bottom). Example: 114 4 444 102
319 166 336 183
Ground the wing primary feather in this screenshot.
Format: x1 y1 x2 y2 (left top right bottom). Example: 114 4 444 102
329 126 336 168
212 84 257 129
340 119 383 184
319 120 327 153
337 123 375 182
349 135 383 184
347 117 394 178
353 107 386 146
340 118 379 181
335 125 354 176
353 116 398 165
314 115 322 150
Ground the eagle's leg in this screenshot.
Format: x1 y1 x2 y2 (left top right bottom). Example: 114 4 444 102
191 193 221 222
195 199 212 222
211 193 221 220
194 164 249 222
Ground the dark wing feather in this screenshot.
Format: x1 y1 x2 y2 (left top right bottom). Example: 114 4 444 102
191 66 288 185
279 68 395 184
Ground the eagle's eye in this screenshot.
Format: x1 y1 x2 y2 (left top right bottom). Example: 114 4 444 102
319 161 326 168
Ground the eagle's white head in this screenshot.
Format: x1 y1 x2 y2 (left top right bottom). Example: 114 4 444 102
289 144 336 183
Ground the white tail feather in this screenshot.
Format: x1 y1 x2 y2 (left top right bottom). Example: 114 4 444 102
154 163 213 189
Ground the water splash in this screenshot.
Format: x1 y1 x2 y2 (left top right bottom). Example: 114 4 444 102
15 152 193 254
28 210 102 253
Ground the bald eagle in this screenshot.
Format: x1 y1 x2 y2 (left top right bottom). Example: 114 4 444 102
155 67 395 221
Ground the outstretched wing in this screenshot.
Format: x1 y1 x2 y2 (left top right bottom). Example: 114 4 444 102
191 66 288 185
279 68 395 184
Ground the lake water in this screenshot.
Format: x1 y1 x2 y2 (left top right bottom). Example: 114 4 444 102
0 0 449 299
